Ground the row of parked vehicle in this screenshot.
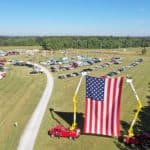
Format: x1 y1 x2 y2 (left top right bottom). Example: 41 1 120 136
0 50 19 57
52 57 122 73
41 56 103 65
57 59 119 79
106 58 143 77
40 56 103 72
11 60 43 74
58 58 143 79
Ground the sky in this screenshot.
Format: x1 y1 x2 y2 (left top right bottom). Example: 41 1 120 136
0 0 150 36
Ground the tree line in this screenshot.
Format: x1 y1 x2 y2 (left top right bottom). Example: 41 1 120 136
0 36 150 50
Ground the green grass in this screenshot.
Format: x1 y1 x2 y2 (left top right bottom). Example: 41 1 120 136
0 65 46 150
0 46 150 150
35 49 150 150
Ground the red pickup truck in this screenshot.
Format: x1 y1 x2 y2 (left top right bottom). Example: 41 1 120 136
48 125 80 140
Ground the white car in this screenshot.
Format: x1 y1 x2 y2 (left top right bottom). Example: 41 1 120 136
0 71 6 80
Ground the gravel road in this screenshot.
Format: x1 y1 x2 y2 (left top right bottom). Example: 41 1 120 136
17 64 54 150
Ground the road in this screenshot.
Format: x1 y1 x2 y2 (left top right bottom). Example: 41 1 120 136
17 64 54 150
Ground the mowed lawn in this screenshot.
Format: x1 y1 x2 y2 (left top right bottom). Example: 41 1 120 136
0 65 46 150
35 49 150 150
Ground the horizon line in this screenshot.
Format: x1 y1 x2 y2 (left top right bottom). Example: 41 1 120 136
0 35 150 38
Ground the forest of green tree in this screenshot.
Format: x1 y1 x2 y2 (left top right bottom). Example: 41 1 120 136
0 36 150 50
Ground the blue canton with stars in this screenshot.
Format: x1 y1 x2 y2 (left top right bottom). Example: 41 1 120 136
86 76 105 101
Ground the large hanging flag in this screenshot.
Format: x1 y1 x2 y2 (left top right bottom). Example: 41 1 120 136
84 75 124 137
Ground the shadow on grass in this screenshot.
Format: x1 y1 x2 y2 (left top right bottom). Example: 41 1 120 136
49 108 118 138
49 108 84 131
114 82 150 150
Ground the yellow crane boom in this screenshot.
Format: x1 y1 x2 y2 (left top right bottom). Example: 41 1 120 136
126 77 142 137
70 72 87 130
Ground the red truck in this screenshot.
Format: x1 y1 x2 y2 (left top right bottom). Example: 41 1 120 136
123 133 150 146
48 124 80 140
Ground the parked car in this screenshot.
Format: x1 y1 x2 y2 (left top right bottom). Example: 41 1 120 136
106 71 118 77
92 58 101 63
51 66 60 72
82 68 93 72
0 62 4 65
72 72 81 76
30 66 43 74
48 124 80 139
13 60 26 66
0 71 6 80
66 73 73 78
136 58 143 63
118 67 125 72
112 60 122 64
86 60 94 65
58 74 67 79
0 58 7 62
25 62 34 67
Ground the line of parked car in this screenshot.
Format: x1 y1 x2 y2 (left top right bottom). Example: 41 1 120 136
40 56 103 72
106 58 143 77
53 56 122 73
57 58 121 79
0 50 19 56
58 58 143 79
11 60 43 74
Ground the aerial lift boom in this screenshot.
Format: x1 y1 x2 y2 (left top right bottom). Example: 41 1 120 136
126 77 142 137
70 72 87 130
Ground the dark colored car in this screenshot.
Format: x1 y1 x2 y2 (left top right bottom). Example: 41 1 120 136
82 68 93 72
58 74 67 79
72 72 81 76
66 74 73 78
106 71 118 77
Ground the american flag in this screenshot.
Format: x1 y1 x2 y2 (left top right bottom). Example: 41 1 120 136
84 75 124 137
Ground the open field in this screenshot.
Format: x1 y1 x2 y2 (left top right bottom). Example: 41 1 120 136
35 48 150 150
0 47 150 150
0 65 46 150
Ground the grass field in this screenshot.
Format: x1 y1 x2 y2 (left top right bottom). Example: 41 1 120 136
0 47 150 150
0 64 46 150
34 48 150 150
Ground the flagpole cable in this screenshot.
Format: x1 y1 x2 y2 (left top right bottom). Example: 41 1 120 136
70 72 87 130
126 77 142 137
